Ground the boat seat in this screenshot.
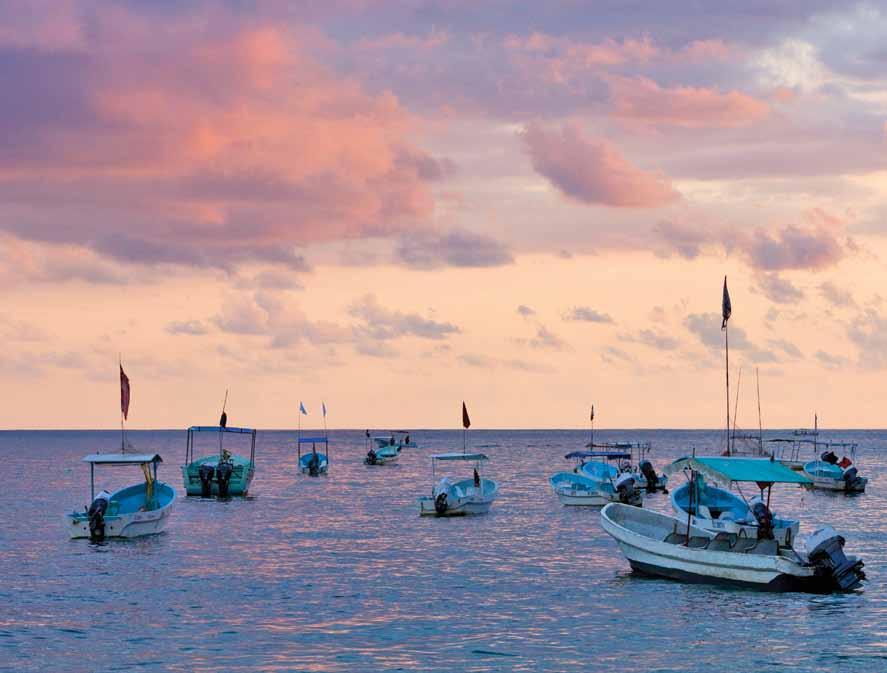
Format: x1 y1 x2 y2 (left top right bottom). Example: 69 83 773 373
663 532 685 544
748 539 779 556
732 538 758 553
707 532 737 551
687 536 711 549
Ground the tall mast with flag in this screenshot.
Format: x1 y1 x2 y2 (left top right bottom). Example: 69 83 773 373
462 401 471 453
721 276 732 455
299 401 307 443
119 357 130 453
590 404 595 448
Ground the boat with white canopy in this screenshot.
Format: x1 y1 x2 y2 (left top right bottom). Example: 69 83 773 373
373 430 418 449
586 441 667 492
600 502 865 592
551 450 641 506
665 456 809 547
418 453 498 516
65 453 176 540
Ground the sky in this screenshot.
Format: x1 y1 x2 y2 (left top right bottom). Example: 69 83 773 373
3 0 887 429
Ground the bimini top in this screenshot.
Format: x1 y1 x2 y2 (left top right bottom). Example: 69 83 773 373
565 451 631 460
298 436 328 444
432 452 488 461
188 425 255 434
82 453 163 465
664 456 811 488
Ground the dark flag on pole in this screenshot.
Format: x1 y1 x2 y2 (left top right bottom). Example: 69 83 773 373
462 402 471 429
590 405 595 422
721 276 732 330
120 364 131 420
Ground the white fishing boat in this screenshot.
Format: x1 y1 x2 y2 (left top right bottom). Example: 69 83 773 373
298 436 329 475
364 442 400 466
586 441 668 492
373 430 418 449
600 502 865 592
551 450 641 506
65 453 176 540
418 452 498 516
665 457 808 547
803 450 867 493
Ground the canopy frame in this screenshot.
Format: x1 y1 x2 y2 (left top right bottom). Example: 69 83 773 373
185 426 256 466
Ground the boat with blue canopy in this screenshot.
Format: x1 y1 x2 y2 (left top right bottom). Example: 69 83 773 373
182 425 257 496
418 453 498 516
298 435 329 476
664 456 811 546
66 453 176 540
585 441 668 492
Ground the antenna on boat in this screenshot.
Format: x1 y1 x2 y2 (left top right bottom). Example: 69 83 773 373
731 367 742 455
813 412 818 456
756 368 763 452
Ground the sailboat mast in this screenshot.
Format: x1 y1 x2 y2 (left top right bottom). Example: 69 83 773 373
756 368 763 452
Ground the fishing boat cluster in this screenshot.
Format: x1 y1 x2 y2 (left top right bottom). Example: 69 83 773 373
65 278 869 595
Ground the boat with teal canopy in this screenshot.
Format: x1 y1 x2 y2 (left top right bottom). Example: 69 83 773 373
182 425 257 496
66 453 176 540
665 456 811 546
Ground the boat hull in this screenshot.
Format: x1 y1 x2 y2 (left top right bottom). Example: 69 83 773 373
299 453 329 475
600 503 841 593
418 478 498 516
805 475 867 492
66 482 176 539
550 472 615 506
181 455 255 496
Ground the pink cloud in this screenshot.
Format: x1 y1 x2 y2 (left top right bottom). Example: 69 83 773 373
521 122 680 208
0 7 445 268
608 76 770 128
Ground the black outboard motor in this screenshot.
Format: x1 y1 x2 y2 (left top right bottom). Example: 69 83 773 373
639 460 660 493
198 463 215 497
365 449 377 465
87 493 110 542
750 496 774 540
842 466 865 491
307 453 320 477
615 473 642 507
821 450 839 465
434 492 448 515
805 527 866 591
216 460 233 498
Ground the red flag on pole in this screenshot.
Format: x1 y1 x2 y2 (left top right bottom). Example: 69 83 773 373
462 401 471 429
120 364 131 420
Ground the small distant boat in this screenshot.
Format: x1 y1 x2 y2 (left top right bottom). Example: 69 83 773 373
298 436 329 476
373 430 418 449
551 451 641 506
66 453 176 540
586 441 667 492
665 456 808 547
600 502 865 593
803 450 867 493
364 442 400 466
181 425 257 496
418 453 499 516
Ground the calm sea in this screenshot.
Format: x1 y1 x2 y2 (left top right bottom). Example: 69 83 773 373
1 429 885 672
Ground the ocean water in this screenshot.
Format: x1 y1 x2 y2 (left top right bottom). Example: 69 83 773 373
1 429 885 673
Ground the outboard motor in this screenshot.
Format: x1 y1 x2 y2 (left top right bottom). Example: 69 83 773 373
821 450 839 465
639 460 660 493
365 449 378 465
805 527 866 591
750 495 774 540
842 466 865 491
307 453 320 477
87 490 111 542
198 463 215 497
434 492 448 515
216 460 234 497
615 473 642 507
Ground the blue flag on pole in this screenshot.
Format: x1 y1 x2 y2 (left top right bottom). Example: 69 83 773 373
299 402 307 415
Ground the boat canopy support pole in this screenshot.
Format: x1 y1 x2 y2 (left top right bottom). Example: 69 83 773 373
90 463 95 501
